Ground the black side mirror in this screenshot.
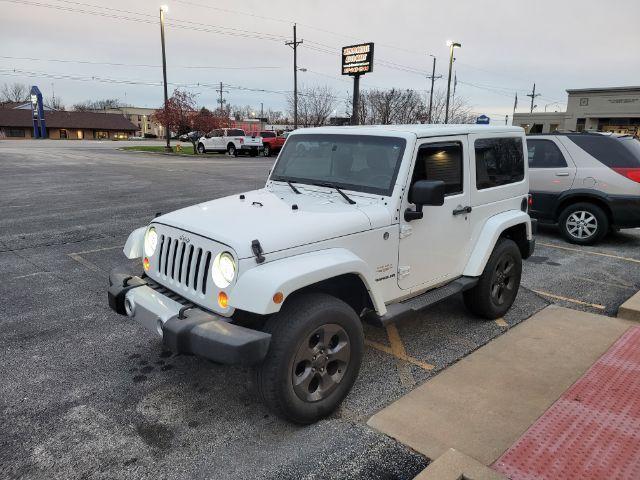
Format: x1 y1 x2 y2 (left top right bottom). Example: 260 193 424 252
405 180 446 221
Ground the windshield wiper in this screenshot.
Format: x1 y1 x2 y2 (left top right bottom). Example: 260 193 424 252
312 182 356 205
287 181 301 194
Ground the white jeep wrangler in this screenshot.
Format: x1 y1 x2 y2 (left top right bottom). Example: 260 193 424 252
109 125 535 424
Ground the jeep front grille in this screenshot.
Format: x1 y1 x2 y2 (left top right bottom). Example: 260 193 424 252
156 234 212 295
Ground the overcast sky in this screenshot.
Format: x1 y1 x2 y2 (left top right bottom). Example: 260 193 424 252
2 0 639 123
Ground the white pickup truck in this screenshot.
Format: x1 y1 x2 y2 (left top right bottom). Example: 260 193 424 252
197 128 263 156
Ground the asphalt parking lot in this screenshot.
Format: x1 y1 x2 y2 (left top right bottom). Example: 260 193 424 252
2 140 639 480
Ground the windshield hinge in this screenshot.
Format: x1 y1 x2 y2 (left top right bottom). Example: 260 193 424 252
251 239 265 264
398 266 411 278
399 225 413 239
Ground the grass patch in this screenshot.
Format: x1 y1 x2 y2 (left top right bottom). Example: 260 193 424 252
121 145 196 155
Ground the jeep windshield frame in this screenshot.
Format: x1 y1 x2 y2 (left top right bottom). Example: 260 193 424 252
270 134 407 196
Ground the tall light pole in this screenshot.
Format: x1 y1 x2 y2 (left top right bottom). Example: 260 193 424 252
444 40 461 124
159 5 171 152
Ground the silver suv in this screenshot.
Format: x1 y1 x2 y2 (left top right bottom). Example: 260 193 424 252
528 133 640 244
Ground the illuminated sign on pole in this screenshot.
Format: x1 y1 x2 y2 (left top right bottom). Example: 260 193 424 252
341 43 374 76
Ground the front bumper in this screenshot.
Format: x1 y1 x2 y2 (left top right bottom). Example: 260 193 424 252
108 271 270 365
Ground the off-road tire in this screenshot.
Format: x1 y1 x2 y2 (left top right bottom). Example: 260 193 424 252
463 238 522 319
227 144 237 157
197 143 206 154
255 293 364 424
558 202 608 245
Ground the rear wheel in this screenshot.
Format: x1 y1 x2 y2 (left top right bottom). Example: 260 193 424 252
227 144 237 157
464 238 522 319
558 202 608 245
197 143 206 154
255 293 364 424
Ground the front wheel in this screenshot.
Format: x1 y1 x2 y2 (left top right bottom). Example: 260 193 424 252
263 145 271 157
463 238 522 319
197 143 206 154
255 293 364 424
558 202 608 245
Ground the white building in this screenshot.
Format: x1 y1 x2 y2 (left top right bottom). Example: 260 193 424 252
514 86 640 136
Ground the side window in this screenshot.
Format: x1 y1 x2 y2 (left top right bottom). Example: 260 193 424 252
475 137 524 190
411 142 463 196
527 140 568 168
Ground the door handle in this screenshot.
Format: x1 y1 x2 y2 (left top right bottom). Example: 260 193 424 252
555 172 570 177
453 206 472 216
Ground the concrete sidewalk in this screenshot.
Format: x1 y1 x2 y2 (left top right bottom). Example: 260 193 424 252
368 305 633 474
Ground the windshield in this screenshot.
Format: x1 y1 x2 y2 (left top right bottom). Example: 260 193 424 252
270 134 407 195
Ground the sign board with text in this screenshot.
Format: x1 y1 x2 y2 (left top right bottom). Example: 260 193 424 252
342 43 374 76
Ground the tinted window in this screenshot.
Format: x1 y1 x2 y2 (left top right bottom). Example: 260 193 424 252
475 137 524 190
261 132 276 138
271 134 406 196
567 135 640 168
412 142 463 195
227 129 245 136
528 140 567 168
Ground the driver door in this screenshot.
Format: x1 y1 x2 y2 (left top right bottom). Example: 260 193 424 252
398 136 473 291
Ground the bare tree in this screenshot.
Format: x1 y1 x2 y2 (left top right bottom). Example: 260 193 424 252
73 98 122 111
288 86 336 127
427 89 476 124
45 95 65 111
0 82 29 103
346 87 475 125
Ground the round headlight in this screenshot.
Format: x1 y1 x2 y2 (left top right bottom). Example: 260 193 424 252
212 252 236 288
143 227 158 257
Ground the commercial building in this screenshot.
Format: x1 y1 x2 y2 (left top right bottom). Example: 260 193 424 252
94 107 165 138
0 102 137 139
514 86 640 136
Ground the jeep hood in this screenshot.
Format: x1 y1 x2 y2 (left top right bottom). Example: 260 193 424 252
155 187 389 259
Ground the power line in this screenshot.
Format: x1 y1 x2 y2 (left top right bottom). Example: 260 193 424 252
0 55 284 70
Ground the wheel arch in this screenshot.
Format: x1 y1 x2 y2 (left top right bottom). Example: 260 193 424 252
555 190 613 223
463 210 532 277
229 248 386 316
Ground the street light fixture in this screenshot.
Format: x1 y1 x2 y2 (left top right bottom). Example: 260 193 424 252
444 40 461 124
159 5 171 152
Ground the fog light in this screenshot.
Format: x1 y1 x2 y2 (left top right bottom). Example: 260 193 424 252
218 291 228 308
143 257 150 271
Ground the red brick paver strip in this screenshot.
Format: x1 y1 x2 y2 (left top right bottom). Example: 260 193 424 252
494 326 640 480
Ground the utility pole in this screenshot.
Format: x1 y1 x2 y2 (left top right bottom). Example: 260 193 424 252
216 82 228 115
159 5 171 152
426 55 442 124
527 83 541 113
285 24 303 129
260 102 264 119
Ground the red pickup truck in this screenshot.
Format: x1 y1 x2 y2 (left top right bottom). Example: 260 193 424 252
260 131 287 157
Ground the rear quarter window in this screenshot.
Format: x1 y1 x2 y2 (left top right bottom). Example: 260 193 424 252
567 135 640 168
475 137 525 190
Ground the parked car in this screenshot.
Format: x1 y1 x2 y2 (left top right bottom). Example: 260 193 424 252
109 125 535 424
259 131 287 157
197 128 263 156
528 132 640 244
